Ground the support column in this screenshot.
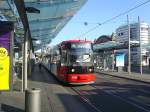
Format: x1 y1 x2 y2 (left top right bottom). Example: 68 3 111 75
23 30 29 91
112 50 115 71
21 43 24 92
103 51 106 71
28 39 32 77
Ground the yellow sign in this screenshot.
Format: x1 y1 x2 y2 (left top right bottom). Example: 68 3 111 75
0 47 10 90
0 48 8 59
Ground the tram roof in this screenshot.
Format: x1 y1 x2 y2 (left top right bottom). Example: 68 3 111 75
61 40 92 43
0 0 87 51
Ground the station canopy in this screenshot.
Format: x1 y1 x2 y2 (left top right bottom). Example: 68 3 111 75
0 0 87 50
93 41 140 52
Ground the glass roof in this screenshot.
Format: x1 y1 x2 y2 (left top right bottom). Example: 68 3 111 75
0 0 87 50
24 0 87 48
0 0 18 21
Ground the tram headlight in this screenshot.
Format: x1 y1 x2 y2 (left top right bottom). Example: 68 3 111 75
71 68 75 72
89 68 93 72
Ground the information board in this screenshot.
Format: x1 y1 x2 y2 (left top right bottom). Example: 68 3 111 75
0 21 13 91
116 52 125 67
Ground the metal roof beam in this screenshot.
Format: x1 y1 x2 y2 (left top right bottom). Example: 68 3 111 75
31 27 55 33
25 0 77 6
14 0 29 31
32 33 53 38
29 16 63 23
14 0 34 51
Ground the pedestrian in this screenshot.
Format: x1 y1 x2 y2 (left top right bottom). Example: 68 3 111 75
39 62 42 71
38 58 42 71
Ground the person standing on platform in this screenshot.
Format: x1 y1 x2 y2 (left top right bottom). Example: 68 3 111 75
38 58 42 71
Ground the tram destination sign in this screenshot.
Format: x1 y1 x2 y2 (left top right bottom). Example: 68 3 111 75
0 21 13 91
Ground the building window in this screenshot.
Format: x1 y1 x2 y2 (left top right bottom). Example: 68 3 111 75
141 27 148 31
121 32 124 35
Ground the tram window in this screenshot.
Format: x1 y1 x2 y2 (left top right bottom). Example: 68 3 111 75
70 54 91 63
61 51 67 65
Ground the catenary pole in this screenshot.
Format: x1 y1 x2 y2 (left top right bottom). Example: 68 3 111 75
138 16 143 75
127 15 131 74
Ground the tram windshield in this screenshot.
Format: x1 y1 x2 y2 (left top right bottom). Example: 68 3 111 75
68 51 93 66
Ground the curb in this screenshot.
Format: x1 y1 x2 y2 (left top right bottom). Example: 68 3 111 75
96 71 150 84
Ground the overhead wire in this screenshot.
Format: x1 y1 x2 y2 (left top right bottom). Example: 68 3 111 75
77 0 150 38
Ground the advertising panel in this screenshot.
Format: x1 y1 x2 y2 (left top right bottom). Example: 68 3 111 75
116 52 125 67
0 21 13 91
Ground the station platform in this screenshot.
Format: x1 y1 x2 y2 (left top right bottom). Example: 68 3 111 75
0 65 69 112
0 65 93 112
95 69 150 84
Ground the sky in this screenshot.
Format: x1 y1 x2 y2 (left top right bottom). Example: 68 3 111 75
50 0 150 46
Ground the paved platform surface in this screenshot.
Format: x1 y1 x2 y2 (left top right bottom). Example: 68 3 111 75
0 65 93 112
95 69 150 84
0 65 68 112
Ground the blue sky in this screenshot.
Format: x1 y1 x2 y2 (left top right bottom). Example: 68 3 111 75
51 0 150 45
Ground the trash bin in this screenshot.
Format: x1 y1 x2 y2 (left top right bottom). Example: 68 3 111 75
25 88 41 112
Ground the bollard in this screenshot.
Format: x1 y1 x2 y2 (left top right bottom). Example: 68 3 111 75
25 88 41 112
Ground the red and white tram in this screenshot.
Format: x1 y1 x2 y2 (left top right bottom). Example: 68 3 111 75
44 40 95 84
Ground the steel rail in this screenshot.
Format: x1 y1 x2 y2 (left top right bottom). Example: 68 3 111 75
91 85 150 112
96 73 150 95
70 87 104 112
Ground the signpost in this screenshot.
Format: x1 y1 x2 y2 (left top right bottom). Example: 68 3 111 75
0 21 14 91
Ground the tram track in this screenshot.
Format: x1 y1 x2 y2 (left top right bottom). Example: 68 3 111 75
91 85 150 112
70 86 104 112
69 83 150 112
92 74 150 112
96 73 150 96
67 72 150 112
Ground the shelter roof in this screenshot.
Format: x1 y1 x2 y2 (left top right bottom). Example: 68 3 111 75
93 41 140 52
0 0 87 51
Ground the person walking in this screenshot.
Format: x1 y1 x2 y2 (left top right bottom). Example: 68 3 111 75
39 62 42 70
38 58 42 71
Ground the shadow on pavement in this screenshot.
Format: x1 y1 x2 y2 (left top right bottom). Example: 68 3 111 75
1 104 24 112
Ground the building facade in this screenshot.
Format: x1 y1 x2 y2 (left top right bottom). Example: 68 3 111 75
116 22 149 66
93 35 115 71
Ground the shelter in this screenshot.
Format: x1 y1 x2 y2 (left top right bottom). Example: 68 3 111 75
0 0 87 51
